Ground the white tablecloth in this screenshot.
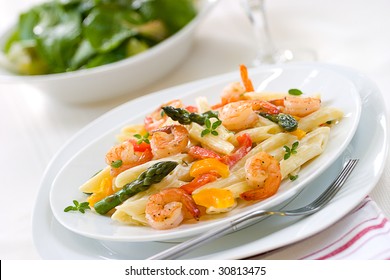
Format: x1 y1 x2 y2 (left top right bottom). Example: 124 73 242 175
1 0 389 259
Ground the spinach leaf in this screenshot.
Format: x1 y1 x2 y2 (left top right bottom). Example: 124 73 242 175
85 43 127 68
18 8 40 42
138 0 196 34
34 4 82 73
83 5 141 53
3 7 40 53
4 2 82 73
69 38 96 70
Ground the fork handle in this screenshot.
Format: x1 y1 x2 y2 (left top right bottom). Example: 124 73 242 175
147 210 268 260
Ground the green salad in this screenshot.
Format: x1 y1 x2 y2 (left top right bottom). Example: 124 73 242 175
1 0 197 75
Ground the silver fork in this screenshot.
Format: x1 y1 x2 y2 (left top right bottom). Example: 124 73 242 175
148 159 359 260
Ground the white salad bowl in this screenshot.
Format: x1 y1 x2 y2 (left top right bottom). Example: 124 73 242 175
0 0 217 104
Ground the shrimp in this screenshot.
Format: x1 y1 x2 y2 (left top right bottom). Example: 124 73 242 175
239 64 255 92
240 151 281 201
278 96 321 117
144 99 184 132
218 64 254 106
105 140 153 177
218 100 279 131
220 82 246 105
150 125 189 159
145 188 201 230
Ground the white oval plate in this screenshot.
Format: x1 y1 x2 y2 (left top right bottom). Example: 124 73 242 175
48 64 361 242
33 63 387 259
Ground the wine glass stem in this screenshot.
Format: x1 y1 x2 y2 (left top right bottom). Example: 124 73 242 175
243 0 277 64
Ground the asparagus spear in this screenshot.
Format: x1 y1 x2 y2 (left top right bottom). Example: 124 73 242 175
94 161 178 215
259 112 298 132
162 106 218 126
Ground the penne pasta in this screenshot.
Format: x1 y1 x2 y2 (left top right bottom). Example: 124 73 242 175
195 96 212 113
189 122 235 155
244 91 321 102
298 107 343 132
232 133 298 171
79 166 111 193
235 124 282 144
116 124 146 143
280 127 330 179
223 181 253 198
111 197 149 225
192 168 247 193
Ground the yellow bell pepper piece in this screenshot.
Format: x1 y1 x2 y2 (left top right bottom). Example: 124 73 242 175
288 128 306 140
292 115 301 121
87 177 114 207
193 188 235 209
190 158 230 178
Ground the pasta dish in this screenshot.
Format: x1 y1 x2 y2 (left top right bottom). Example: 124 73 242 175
70 65 343 230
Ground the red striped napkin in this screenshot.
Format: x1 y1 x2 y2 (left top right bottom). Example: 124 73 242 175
250 197 390 260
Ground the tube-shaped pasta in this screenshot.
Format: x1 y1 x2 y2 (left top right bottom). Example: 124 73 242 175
189 122 235 155
232 133 297 171
195 96 212 113
235 124 281 144
298 107 343 132
192 168 247 194
280 126 330 179
111 196 149 225
223 181 253 198
115 124 146 143
79 166 111 193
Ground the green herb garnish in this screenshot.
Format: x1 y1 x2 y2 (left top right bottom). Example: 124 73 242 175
134 132 150 144
201 118 222 137
289 174 299 181
110 159 123 168
288 88 303 96
283 141 299 160
64 200 90 214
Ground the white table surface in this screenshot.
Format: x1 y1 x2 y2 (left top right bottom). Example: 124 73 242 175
1 0 389 260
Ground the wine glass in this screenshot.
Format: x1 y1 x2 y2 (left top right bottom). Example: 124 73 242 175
241 0 316 65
